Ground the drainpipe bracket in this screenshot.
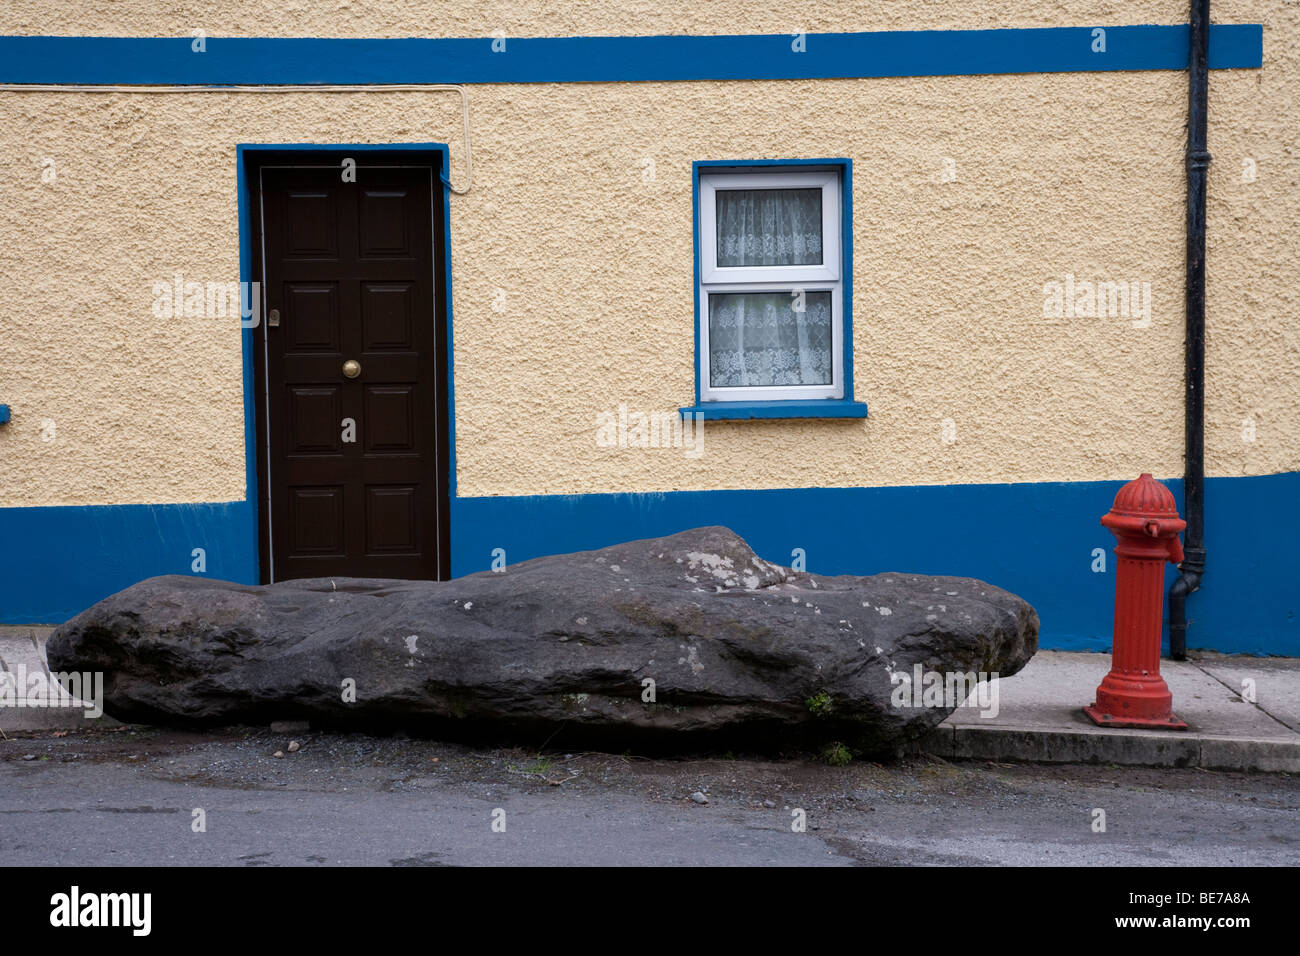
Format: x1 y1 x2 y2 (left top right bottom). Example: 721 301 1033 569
1178 546 1207 578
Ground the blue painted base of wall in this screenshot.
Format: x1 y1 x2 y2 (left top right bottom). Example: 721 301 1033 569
2 473 1295 656
0 501 257 625
451 472 1297 656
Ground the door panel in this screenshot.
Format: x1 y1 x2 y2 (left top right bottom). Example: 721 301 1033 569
257 162 442 582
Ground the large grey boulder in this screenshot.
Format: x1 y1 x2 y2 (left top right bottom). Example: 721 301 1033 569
48 527 1037 754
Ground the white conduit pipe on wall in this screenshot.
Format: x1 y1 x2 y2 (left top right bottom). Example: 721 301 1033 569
0 83 473 194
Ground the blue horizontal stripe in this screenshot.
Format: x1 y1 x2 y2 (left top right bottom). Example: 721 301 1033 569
449 472 1297 656
0 24 1262 85
0 501 256 624
3 472 1293 656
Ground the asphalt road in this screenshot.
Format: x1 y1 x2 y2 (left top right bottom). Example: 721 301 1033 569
1 727 1296 866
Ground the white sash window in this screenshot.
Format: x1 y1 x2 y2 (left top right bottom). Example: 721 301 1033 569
698 168 843 402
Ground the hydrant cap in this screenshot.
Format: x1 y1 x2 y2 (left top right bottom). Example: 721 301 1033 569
1110 472 1179 517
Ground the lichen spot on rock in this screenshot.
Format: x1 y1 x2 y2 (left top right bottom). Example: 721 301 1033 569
684 552 735 581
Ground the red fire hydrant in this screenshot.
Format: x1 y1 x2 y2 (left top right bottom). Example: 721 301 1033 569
1084 473 1189 730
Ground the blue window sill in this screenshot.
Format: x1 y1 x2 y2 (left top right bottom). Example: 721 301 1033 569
679 400 868 421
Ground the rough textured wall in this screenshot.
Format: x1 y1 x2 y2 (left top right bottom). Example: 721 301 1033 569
1205 0 1300 480
455 72 1197 497
0 2 1186 38
0 1 1293 506
0 91 466 506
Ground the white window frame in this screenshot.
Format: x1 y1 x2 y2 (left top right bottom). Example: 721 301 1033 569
698 168 844 403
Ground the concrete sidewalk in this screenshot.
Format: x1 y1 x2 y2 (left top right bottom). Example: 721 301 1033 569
0 626 114 734
923 650 1300 772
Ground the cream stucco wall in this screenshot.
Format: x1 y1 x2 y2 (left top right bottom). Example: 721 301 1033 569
0 1 1295 506
1205 3 1300 480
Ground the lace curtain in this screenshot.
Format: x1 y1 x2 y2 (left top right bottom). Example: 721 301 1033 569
715 187 823 266
709 291 832 387
709 187 830 387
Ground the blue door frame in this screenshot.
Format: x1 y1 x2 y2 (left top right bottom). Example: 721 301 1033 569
237 142 458 582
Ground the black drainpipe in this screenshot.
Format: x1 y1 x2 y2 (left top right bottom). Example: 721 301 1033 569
1169 0 1211 660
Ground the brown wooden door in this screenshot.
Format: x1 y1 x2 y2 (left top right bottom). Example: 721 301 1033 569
255 159 445 582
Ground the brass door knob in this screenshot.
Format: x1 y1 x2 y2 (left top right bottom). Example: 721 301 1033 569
342 359 361 379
